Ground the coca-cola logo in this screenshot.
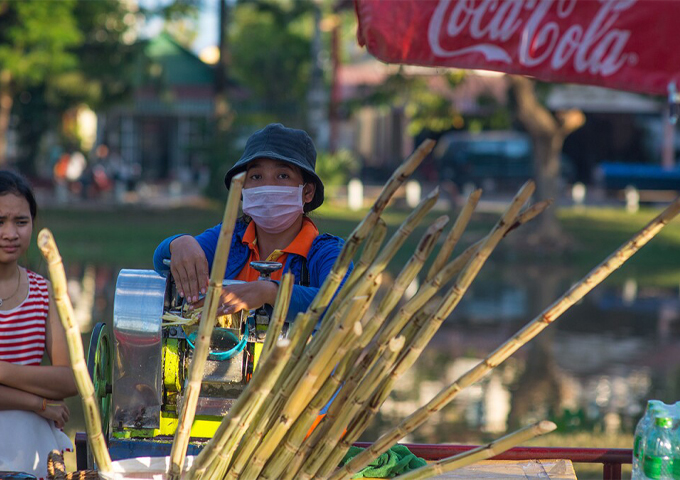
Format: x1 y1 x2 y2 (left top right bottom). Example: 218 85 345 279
428 0 637 76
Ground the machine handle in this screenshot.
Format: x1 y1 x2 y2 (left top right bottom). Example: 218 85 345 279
249 261 283 281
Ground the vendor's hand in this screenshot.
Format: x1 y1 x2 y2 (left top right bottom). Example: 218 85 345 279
190 281 279 316
169 236 209 303
37 399 70 429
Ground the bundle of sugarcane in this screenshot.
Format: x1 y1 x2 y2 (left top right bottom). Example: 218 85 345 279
38 137 680 480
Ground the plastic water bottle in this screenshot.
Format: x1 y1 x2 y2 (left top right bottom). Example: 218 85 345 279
642 415 674 479
671 406 680 480
633 401 666 480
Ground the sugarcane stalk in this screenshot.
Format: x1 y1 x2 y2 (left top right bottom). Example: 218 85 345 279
367 214 449 334
225 330 307 478
167 172 245 480
259 348 354 480
261 272 385 480
384 183 534 355
303 277 381 407
226 309 357 479
224 312 309 478
366 188 439 284
340 218 387 294
235 214 424 471
283 275 382 404
310 292 444 478
309 347 412 480
278 267 411 480
261 273 294 360
304 188 441 378
411 199 553 304
276 352 359 480
189 339 291 479
332 196 680 480
285 216 449 479
315 385 388 479
37 229 113 473
425 188 481 282
231 144 439 476
299 337 406 480
242 284 379 479
316 187 439 348
304 140 435 326
392 199 553 347
316 182 535 480
296 230 471 479
236 264 381 472
397 421 557 480
282 145 437 392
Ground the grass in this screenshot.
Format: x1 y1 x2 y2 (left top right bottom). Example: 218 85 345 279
31 202 680 287
559 206 680 286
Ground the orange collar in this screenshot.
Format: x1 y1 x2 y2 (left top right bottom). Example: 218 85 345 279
241 217 319 260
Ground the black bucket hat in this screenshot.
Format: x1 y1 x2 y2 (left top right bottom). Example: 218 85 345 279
224 123 324 211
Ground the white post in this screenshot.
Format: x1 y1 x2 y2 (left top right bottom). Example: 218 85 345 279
625 185 640 214
405 180 421 208
571 182 586 208
622 278 638 306
348 178 364 211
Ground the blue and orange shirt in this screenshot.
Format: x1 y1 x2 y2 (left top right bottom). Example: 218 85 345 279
154 218 352 323
235 217 319 282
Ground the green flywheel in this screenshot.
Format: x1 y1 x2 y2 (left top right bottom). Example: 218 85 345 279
87 322 112 439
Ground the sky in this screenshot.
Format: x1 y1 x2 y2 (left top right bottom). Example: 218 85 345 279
194 0 220 53
139 0 219 54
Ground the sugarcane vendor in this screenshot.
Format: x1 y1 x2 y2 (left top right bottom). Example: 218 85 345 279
153 123 351 322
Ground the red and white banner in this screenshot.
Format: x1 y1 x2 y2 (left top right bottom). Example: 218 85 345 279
355 0 680 95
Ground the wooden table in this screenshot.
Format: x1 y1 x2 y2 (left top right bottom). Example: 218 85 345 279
425 459 577 479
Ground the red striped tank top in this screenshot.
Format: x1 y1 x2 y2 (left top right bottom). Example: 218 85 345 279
0 269 50 366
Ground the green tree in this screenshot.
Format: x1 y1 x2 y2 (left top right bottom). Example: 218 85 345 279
10 1 204 173
0 0 82 165
10 0 141 173
352 68 511 137
229 0 314 127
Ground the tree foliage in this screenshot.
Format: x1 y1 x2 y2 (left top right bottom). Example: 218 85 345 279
0 0 85 165
229 0 314 127
351 68 512 137
0 1 82 86
52 0 139 110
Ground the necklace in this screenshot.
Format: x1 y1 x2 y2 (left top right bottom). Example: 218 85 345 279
0 266 21 307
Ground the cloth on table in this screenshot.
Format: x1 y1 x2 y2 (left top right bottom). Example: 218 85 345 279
340 445 427 478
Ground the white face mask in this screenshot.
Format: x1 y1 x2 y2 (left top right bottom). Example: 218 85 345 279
242 185 304 234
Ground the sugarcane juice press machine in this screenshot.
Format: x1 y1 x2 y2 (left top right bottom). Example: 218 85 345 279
78 261 284 467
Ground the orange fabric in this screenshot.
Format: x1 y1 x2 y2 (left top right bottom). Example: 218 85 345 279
306 414 326 439
304 414 347 440
235 217 319 282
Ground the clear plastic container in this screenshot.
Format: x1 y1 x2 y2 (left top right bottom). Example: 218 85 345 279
643 416 674 480
633 400 667 480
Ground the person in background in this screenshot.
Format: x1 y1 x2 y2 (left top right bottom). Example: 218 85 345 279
153 122 351 324
0 171 78 478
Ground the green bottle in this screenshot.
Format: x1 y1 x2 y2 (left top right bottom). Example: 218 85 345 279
634 401 666 480
643 416 674 479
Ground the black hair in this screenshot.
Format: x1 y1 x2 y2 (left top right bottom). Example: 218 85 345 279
0 171 37 220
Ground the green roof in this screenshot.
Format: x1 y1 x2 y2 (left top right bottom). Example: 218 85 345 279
141 32 214 87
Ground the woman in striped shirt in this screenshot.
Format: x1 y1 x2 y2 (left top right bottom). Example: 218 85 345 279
0 171 77 479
